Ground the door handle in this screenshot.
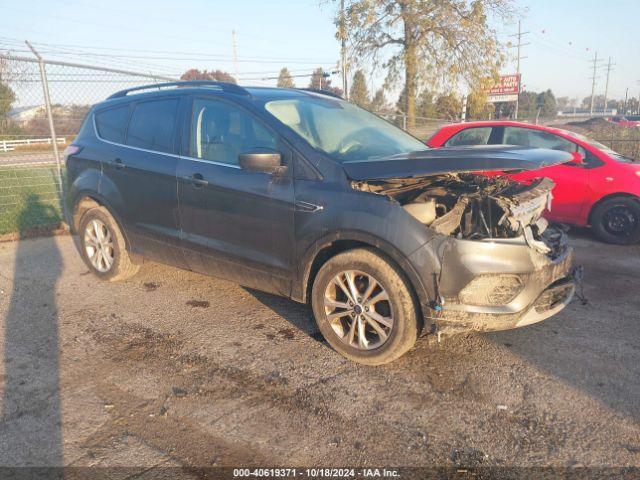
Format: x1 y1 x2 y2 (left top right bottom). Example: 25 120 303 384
111 158 125 169
183 173 209 188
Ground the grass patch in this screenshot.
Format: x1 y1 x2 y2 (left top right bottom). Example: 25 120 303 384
0 165 64 235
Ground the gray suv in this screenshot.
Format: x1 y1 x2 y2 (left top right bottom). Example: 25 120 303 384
65 81 578 364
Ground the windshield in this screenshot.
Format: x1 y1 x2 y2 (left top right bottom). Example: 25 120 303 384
264 95 428 162
565 130 637 163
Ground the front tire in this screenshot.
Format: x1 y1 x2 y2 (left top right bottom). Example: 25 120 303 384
78 206 140 281
591 196 640 245
311 248 420 365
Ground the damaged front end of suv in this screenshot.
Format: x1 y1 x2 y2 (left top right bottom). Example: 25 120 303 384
345 146 579 336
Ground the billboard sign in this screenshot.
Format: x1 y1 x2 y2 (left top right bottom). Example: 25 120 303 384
486 74 520 103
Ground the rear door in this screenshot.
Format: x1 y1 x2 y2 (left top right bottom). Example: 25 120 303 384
96 96 185 266
499 126 589 221
177 96 295 296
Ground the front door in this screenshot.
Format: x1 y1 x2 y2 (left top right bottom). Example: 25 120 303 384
177 97 295 296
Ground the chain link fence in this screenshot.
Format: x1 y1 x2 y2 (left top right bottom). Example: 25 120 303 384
0 52 173 237
555 118 640 161
1 51 639 238
375 112 447 140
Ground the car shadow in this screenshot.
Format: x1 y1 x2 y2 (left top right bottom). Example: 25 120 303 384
1 194 63 468
242 287 325 343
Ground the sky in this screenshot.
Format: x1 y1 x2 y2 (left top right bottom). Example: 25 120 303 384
1 0 639 104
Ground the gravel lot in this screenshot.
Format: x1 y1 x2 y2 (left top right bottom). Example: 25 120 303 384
0 230 638 476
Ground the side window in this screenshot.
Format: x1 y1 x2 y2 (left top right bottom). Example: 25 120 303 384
577 146 605 169
445 127 492 147
503 127 576 153
95 105 129 143
126 98 179 153
189 98 277 166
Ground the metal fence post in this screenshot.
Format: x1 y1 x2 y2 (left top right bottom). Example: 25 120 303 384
26 41 65 220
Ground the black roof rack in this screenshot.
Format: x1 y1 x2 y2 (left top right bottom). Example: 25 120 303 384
299 88 343 100
107 80 251 99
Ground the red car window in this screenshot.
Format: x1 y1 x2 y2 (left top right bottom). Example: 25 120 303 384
503 127 576 153
445 127 492 146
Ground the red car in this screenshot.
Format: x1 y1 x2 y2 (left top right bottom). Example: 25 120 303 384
428 121 640 244
609 115 640 128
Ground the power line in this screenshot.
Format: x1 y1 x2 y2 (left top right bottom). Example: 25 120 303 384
0 36 335 64
0 35 337 64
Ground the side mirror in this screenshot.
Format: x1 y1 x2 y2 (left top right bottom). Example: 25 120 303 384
570 151 585 165
238 149 284 174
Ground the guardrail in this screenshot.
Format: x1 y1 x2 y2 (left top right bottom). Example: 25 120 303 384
0 137 67 153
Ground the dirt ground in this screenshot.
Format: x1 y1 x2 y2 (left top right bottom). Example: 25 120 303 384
0 229 638 477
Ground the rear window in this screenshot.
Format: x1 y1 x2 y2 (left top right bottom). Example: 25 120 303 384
95 105 129 143
126 98 179 153
445 127 492 146
503 127 576 153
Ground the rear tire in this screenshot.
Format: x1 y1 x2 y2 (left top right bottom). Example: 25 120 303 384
78 207 140 281
311 248 420 365
590 196 640 245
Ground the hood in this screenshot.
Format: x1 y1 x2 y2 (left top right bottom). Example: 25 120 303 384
342 145 573 181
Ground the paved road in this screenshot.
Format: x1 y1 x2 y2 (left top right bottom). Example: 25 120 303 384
0 231 638 476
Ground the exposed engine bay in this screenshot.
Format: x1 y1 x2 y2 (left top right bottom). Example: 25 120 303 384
352 173 566 258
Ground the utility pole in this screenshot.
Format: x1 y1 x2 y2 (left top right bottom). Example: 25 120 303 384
589 51 603 115
232 30 240 84
509 20 529 120
624 87 629 114
339 0 349 99
603 57 614 116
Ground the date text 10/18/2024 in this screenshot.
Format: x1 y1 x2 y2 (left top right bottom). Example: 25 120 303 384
233 468 401 477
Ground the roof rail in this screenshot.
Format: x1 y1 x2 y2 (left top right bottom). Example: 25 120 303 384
299 88 343 100
107 80 251 99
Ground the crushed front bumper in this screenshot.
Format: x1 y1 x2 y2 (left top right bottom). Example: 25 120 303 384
432 229 576 334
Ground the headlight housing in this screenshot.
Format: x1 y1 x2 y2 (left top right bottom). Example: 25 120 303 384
459 275 524 306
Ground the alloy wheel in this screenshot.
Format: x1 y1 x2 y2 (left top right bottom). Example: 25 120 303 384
323 270 394 350
84 219 115 273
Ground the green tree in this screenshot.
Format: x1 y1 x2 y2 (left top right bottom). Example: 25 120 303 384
494 101 515 119
556 96 570 112
465 90 494 120
349 69 370 108
536 89 557 118
277 67 295 88
435 94 462 121
309 68 343 96
415 90 437 119
582 94 609 111
626 97 639 114
180 69 236 84
370 88 387 112
340 0 513 128
0 82 16 133
517 91 539 119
